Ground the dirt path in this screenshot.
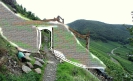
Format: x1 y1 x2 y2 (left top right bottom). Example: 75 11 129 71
43 36 59 81
111 47 120 55
110 47 120 65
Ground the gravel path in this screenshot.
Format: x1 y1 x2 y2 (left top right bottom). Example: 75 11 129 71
43 36 59 81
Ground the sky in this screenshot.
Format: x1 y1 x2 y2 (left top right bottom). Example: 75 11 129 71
16 0 133 25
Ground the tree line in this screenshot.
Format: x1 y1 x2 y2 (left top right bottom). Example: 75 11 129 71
1 0 40 20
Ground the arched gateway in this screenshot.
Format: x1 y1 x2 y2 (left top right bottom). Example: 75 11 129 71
36 26 53 50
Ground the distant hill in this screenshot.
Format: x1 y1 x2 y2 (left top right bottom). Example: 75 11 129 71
68 19 132 44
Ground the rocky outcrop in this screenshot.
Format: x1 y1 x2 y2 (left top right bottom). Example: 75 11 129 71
22 58 45 73
19 51 46 74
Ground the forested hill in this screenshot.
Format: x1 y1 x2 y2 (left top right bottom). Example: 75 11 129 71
68 19 132 44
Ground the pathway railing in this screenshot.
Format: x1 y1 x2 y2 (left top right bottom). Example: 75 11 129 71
68 27 90 49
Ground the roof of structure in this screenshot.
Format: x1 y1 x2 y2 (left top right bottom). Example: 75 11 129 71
53 24 106 68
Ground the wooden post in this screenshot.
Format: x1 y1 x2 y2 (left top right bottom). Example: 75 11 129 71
86 32 90 49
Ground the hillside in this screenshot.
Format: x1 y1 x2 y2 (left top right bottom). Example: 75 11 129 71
0 1 102 81
1 0 133 81
68 19 132 44
68 19 133 80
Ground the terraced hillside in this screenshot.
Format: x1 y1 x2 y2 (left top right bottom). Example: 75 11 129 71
53 24 105 68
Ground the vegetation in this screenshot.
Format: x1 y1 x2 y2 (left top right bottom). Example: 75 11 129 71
113 45 133 60
15 4 40 20
127 26 133 57
128 57 133 62
79 39 132 80
40 30 51 50
0 71 40 81
1 0 40 20
0 1 48 81
1 0 133 80
68 19 132 44
111 55 133 74
56 62 100 81
0 34 47 81
127 26 133 45
0 34 18 59
68 19 133 80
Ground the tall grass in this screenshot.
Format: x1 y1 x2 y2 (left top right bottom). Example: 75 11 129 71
56 62 100 81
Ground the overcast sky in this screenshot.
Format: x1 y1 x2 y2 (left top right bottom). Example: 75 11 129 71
16 0 133 25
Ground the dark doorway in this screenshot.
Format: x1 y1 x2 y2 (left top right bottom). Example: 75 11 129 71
40 29 51 50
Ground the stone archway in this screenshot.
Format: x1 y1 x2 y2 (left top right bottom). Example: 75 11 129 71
36 26 53 51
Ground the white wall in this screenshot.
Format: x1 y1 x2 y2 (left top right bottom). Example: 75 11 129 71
36 26 53 50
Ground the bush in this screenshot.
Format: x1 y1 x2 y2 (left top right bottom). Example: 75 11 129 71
0 73 6 81
128 57 133 62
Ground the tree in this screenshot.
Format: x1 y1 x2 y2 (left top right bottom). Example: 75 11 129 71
127 27 133 45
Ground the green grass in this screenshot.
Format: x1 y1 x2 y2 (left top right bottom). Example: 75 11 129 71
39 60 47 81
78 39 133 80
114 45 133 60
56 62 100 81
89 40 121 58
16 13 31 20
0 34 18 61
90 48 125 81
0 71 40 81
29 56 36 65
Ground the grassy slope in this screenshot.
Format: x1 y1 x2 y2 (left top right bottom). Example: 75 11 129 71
56 62 100 81
90 40 121 58
89 40 133 79
114 45 133 60
78 38 133 80
111 55 133 74
0 29 48 81
0 34 18 57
